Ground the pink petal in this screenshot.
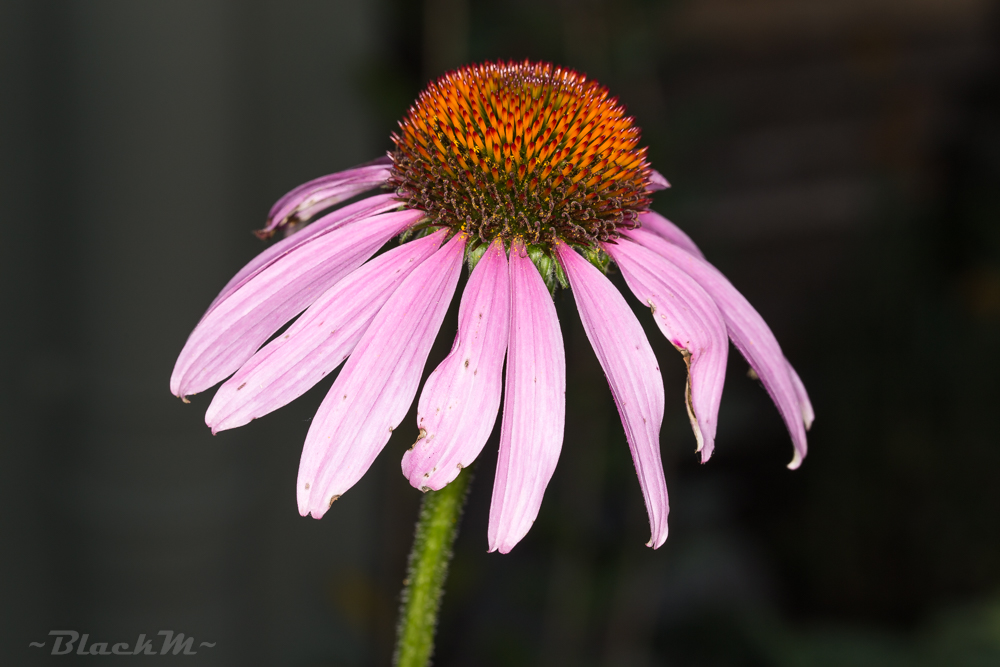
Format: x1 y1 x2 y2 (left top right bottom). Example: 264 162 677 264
488 239 566 554
787 361 814 431
625 228 809 469
207 193 402 315
297 233 466 517
170 207 423 398
605 238 729 463
556 243 669 548
403 237 510 491
637 210 705 260
259 157 392 237
206 229 448 432
649 169 671 191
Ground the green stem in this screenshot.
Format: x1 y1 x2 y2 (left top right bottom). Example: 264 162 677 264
393 467 473 667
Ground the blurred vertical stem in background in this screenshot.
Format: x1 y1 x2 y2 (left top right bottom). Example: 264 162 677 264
393 466 472 667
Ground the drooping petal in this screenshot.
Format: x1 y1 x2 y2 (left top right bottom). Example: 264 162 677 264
649 170 671 191
625 228 809 468
207 229 448 432
638 210 705 260
787 361 814 431
605 238 728 463
171 207 423 398
258 157 392 237
207 193 402 315
403 237 510 491
488 239 565 554
297 233 466 518
556 243 669 548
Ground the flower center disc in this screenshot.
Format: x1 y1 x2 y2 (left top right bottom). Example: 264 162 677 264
389 60 654 250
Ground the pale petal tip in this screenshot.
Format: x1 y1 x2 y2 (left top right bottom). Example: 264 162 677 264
690 413 710 462
801 403 815 431
297 482 318 518
695 433 715 464
205 402 240 434
696 431 717 465
169 373 188 401
488 538 516 555
787 363 815 431
205 411 220 435
488 522 534 555
787 448 804 470
297 488 338 520
646 530 668 549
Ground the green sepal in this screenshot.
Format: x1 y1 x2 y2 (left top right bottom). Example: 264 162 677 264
466 242 488 273
399 222 444 245
583 246 611 273
554 259 568 289
528 245 560 294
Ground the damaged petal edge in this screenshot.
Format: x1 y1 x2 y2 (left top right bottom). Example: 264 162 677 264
684 377 706 456
409 428 428 451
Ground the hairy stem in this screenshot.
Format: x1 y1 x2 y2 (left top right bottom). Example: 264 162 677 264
393 467 472 667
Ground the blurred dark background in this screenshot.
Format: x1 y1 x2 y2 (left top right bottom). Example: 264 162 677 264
3 0 999 665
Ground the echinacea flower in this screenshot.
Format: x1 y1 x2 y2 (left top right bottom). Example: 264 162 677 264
171 61 812 553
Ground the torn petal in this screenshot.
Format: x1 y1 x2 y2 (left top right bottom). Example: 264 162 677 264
625 228 809 468
606 238 728 463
